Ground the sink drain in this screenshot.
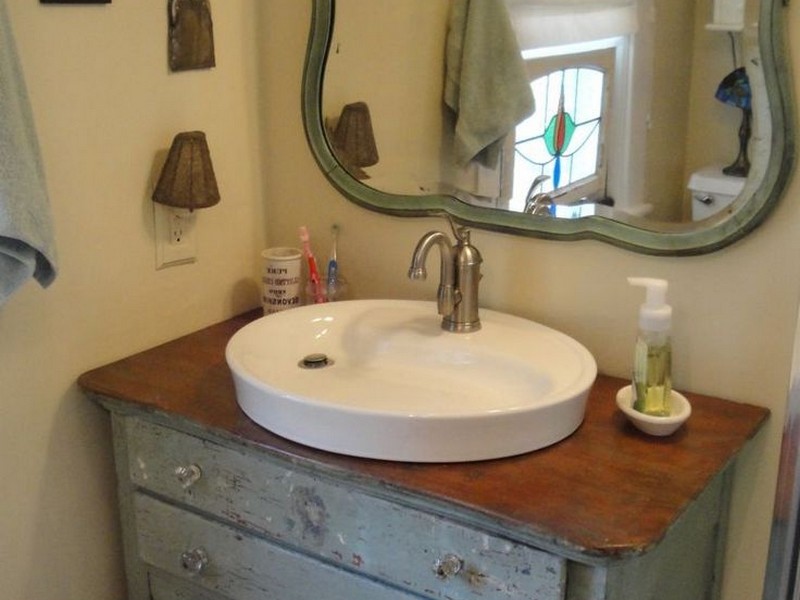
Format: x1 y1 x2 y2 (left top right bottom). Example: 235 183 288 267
298 353 334 369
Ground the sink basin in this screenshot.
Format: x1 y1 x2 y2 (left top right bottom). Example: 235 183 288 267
226 299 596 462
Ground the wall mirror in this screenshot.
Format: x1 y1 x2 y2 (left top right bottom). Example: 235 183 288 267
302 0 793 255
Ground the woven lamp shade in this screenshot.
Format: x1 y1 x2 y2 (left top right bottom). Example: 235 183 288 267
153 131 220 210
332 102 379 179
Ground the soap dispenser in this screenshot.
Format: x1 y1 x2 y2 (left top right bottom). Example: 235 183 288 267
628 277 672 416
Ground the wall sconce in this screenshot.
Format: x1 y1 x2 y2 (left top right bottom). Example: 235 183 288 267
331 102 379 179
151 131 219 268
153 131 220 211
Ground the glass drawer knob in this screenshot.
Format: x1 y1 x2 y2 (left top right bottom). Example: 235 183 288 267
180 547 209 574
174 464 202 488
433 554 463 579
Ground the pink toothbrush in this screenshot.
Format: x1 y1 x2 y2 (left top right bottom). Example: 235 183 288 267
299 226 325 303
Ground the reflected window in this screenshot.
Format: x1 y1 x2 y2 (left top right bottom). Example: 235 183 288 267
507 47 615 212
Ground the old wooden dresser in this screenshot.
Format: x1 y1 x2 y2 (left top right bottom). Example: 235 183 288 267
79 312 768 600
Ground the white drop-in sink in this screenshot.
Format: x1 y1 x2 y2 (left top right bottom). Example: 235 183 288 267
226 299 597 462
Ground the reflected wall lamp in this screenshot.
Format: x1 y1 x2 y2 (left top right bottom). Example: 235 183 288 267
331 102 379 179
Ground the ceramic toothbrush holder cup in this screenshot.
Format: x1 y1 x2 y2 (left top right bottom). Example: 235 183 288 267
261 247 303 314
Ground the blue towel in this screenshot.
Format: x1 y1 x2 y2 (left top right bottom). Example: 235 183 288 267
444 0 535 168
0 0 57 306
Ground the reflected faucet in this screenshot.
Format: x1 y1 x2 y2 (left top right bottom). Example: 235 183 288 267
408 220 482 333
523 174 554 216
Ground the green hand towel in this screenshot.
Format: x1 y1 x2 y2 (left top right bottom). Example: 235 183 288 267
445 0 535 168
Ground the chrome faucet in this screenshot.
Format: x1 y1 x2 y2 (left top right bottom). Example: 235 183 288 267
523 174 554 215
408 220 482 333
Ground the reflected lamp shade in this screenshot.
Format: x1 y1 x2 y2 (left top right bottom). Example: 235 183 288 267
152 131 220 210
715 67 751 110
332 102 379 179
714 67 752 177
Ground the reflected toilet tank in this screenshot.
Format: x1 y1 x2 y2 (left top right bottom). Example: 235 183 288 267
688 166 745 221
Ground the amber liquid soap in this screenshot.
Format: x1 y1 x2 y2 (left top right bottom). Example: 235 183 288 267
633 336 672 416
628 277 673 417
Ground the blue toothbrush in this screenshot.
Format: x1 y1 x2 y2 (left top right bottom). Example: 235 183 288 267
327 224 339 297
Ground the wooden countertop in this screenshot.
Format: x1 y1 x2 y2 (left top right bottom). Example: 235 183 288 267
79 311 768 560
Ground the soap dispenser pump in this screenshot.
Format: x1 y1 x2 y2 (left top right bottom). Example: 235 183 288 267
628 277 672 416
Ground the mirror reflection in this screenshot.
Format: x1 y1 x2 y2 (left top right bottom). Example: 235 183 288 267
322 0 766 228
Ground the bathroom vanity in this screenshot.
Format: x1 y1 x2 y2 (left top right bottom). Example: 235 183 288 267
79 311 768 600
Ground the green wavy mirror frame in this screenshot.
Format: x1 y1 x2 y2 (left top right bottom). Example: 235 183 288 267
302 0 794 256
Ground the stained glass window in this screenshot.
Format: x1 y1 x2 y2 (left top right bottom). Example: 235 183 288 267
509 52 611 213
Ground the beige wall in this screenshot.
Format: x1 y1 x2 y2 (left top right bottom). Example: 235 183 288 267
1 0 264 597
323 0 450 192
646 0 696 221
1 1 798 600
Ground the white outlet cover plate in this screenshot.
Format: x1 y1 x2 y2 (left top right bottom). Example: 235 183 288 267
154 203 197 269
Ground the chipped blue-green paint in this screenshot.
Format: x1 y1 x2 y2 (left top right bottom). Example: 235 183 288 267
124 417 566 600
99 404 738 600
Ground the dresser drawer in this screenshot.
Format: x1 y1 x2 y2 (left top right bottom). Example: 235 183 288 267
135 493 419 600
124 418 566 600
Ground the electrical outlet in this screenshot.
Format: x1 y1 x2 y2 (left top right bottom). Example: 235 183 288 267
154 203 197 269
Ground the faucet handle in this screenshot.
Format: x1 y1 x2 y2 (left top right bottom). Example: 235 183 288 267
526 174 550 197
455 226 471 245
444 215 472 244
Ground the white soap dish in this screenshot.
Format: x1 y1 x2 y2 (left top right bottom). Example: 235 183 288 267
616 385 691 437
